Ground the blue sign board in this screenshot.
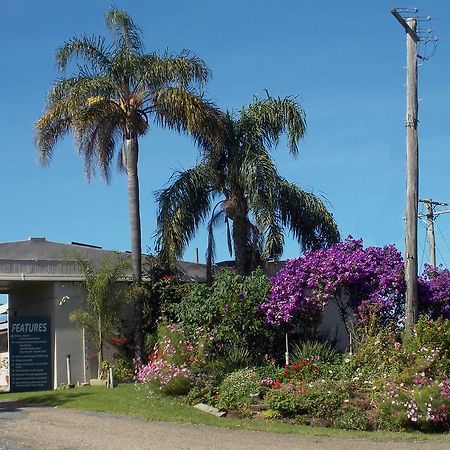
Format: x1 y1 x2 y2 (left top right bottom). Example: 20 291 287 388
9 316 51 392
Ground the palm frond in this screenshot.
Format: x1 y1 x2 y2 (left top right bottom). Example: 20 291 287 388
72 98 124 182
276 178 340 250
35 101 74 164
240 96 306 155
151 87 226 155
206 204 226 284
105 8 143 55
138 50 210 91
240 142 278 209
155 164 216 264
262 220 285 260
56 35 112 72
239 143 283 261
47 76 115 105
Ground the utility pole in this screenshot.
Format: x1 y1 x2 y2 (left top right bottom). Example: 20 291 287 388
419 199 450 267
392 10 419 331
426 200 436 266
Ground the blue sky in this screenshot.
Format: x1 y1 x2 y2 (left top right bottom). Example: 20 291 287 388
2 1 450 270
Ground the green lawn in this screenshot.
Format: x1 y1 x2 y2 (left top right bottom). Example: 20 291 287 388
1 384 449 442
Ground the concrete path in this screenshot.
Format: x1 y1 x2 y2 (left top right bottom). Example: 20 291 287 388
0 401 449 450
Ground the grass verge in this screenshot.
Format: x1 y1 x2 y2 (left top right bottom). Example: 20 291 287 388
1 384 449 442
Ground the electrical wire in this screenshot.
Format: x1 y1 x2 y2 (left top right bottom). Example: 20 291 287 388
419 224 427 271
436 223 450 267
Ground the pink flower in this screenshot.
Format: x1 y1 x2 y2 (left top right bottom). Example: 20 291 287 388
394 342 401 350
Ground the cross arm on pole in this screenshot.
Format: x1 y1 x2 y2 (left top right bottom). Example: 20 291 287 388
391 9 419 42
433 209 450 217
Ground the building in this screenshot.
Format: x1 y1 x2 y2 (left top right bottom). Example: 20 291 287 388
0 237 207 390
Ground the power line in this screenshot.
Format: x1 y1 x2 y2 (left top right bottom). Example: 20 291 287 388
419 224 427 271
392 8 439 62
418 199 450 267
436 222 450 268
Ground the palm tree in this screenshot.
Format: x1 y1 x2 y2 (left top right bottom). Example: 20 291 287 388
35 8 224 362
70 254 129 379
156 96 340 280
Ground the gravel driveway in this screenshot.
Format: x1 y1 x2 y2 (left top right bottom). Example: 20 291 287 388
1 401 450 450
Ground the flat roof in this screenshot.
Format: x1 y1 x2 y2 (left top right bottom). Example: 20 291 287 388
0 238 207 287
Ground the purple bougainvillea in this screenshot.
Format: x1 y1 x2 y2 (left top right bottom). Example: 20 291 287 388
261 237 450 328
260 237 405 327
418 265 450 319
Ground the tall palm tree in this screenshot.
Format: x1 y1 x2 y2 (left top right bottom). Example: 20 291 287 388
156 96 340 280
35 8 224 362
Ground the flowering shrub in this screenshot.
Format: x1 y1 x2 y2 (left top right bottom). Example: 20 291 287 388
261 238 405 328
218 369 261 410
265 389 303 417
262 238 450 331
135 357 191 393
403 317 450 376
135 321 193 395
418 265 450 319
282 358 321 383
378 379 450 431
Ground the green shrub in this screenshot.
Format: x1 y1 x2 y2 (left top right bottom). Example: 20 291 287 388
218 369 260 410
291 340 338 364
111 354 134 382
176 269 272 358
265 389 302 417
221 344 251 372
186 366 225 406
405 316 450 376
256 365 285 381
259 409 282 420
298 381 346 420
186 383 219 407
332 405 369 430
161 375 191 396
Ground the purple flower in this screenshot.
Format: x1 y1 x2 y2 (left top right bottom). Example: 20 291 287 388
261 237 405 326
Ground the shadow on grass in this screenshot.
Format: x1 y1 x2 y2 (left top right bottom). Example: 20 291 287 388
0 391 95 413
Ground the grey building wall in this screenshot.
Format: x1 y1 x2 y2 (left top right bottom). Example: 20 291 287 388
53 282 91 387
8 281 95 388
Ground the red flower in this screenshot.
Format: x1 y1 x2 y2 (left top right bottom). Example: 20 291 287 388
273 379 281 389
111 336 128 346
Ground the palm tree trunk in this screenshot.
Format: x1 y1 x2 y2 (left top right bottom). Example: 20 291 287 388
98 316 103 379
232 216 250 276
125 135 144 364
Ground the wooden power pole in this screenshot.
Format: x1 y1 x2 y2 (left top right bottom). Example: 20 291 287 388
419 199 450 267
420 199 437 267
425 200 437 267
392 10 419 331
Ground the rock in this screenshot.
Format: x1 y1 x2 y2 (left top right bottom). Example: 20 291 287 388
193 403 226 417
250 403 269 412
89 379 107 386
